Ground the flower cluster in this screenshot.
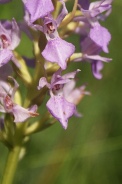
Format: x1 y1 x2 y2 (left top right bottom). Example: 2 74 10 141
0 0 112 137
74 0 112 79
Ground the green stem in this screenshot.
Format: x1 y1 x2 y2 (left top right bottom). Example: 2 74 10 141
1 145 22 184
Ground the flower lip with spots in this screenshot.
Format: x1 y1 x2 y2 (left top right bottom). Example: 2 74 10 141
37 69 81 129
0 77 38 123
0 19 21 67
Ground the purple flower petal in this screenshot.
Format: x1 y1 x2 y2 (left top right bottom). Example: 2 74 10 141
38 77 50 90
63 80 76 99
0 81 11 95
0 23 11 48
81 37 102 55
0 19 21 67
89 23 111 53
0 78 38 122
63 80 89 105
85 54 112 62
62 69 81 80
0 84 9 99
89 0 112 17
74 109 82 117
51 68 62 84
56 0 68 26
10 18 21 50
23 0 54 23
18 20 33 40
42 37 75 70
91 60 104 79
50 69 80 89
46 96 76 129
0 20 20 50
0 49 13 67
80 0 112 20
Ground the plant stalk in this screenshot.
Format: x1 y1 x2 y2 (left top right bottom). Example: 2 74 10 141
1 145 22 184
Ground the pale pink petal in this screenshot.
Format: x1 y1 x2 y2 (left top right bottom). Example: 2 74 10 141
12 104 38 123
10 18 21 50
0 49 13 67
38 77 50 90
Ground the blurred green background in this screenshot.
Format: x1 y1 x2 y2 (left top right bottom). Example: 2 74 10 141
0 0 122 184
